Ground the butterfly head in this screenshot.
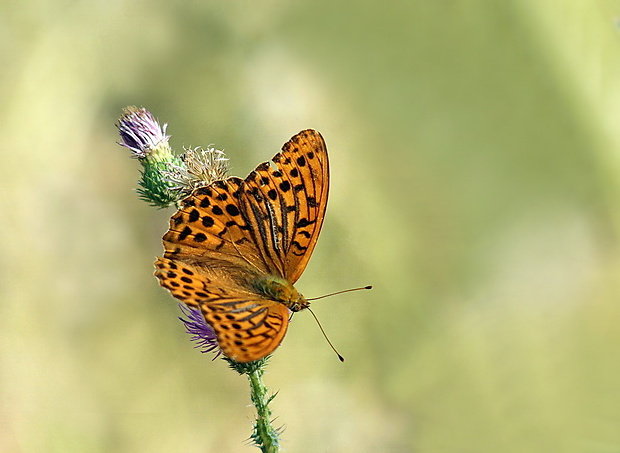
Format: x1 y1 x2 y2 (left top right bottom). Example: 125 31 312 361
253 276 309 313
287 296 310 313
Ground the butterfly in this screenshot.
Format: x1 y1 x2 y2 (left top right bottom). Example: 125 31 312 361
154 129 329 362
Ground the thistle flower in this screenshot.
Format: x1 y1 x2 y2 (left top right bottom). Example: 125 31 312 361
177 304 222 359
116 106 230 207
117 106 170 159
163 146 229 199
116 106 182 208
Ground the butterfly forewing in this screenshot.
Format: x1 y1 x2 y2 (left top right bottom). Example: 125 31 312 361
241 129 329 283
162 177 271 274
154 129 329 362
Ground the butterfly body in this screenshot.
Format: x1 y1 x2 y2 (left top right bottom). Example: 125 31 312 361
252 276 309 312
154 129 328 363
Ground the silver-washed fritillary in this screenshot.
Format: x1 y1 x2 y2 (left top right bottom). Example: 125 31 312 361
154 130 329 362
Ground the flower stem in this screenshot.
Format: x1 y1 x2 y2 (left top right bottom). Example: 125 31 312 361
248 366 280 453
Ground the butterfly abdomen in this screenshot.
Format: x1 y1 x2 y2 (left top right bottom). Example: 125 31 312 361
253 276 309 312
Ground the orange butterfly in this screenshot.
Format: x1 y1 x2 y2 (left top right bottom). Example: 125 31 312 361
154 130 329 362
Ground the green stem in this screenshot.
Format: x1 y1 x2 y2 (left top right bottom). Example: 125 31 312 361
248 366 279 453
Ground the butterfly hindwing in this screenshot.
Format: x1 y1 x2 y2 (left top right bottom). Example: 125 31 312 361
204 298 289 362
154 257 290 362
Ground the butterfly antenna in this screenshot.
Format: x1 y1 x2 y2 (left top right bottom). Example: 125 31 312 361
307 307 345 362
306 285 372 301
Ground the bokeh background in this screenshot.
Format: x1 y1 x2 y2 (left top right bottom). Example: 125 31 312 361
3 1 620 452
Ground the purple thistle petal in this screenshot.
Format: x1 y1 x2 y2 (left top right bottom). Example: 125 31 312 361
177 304 222 360
117 106 170 158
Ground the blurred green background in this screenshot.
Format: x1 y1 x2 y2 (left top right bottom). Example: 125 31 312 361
3 1 620 452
